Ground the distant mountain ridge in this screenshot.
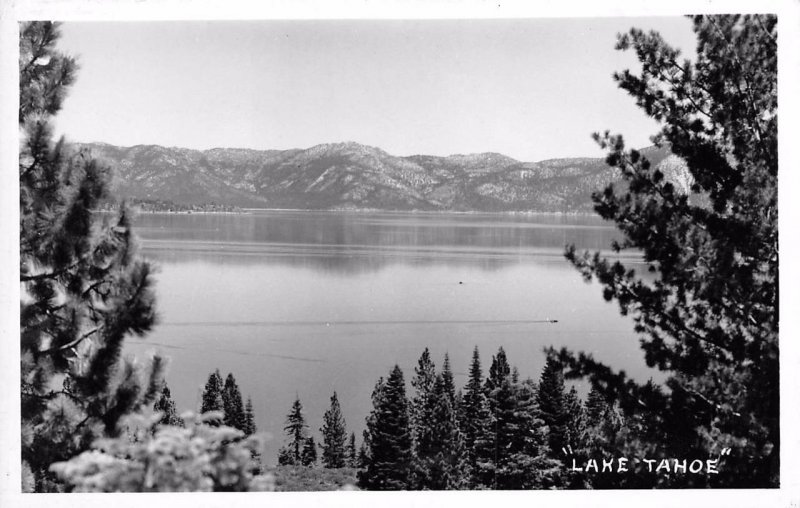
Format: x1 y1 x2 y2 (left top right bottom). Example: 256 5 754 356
77 141 680 213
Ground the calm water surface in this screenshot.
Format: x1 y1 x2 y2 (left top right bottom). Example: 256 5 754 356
124 210 653 464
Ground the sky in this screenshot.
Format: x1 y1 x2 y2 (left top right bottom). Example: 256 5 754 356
54 17 698 162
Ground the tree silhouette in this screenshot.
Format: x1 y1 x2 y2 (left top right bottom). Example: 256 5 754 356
358 365 413 490
200 370 224 421
19 21 163 491
283 396 308 464
243 397 257 436
558 15 778 487
222 373 246 432
320 391 348 468
154 384 184 428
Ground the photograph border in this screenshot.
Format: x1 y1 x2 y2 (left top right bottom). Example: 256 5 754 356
1 0 798 506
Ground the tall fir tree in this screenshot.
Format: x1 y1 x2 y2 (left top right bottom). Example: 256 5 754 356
200 370 224 423
563 385 586 451
440 353 456 406
475 365 559 489
358 365 413 490
243 397 257 436
585 385 610 422
19 21 163 491
558 15 778 487
410 348 436 447
222 373 246 432
536 357 568 457
153 384 184 428
320 391 348 468
460 346 489 484
283 396 308 465
485 347 510 394
412 374 468 490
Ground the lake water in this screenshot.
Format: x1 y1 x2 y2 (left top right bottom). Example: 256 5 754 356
125 210 652 464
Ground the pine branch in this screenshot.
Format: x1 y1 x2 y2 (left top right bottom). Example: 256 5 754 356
39 326 101 355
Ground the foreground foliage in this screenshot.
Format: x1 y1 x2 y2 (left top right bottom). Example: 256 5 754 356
560 14 778 487
20 21 163 492
50 413 272 492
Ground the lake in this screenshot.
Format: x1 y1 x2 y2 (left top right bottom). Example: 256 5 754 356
124 210 652 464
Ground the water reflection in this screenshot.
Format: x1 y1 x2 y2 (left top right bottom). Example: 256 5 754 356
134 211 631 273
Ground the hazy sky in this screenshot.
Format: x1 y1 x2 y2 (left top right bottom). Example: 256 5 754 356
54 18 697 161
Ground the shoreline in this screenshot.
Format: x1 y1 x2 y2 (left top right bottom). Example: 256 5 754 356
95 207 604 218
241 207 602 217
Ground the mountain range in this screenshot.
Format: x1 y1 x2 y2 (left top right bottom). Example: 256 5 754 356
76 141 690 213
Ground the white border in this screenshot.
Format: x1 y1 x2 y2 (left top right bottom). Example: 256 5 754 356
1 1 798 507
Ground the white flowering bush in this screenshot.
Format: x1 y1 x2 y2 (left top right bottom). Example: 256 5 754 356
50 412 274 492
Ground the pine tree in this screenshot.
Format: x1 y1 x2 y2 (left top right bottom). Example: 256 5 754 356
564 386 585 451
320 391 348 468
283 397 308 465
200 370 224 423
476 367 559 489
346 432 358 468
441 353 456 406
358 365 413 490
410 348 436 447
499 378 559 489
413 374 468 489
485 347 510 394
559 385 590 489
460 346 489 484
222 373 246 432
301 437 318 467
153 384 184 428
584 385 609 422
19 21 163 491
558 15 778 487
536 357 568 457
243 397 257 436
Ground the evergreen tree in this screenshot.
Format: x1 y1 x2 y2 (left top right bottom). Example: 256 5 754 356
485 347 510 394
476 370 559 489
320 391 348 468
460 346 489 483
536 357 568 457
283 396 307 464
243 397 257 436
564 386 586 451
410 348 436 446
222 373 246 432
358 365 413 490
346 432 358 468
241 396 260 469
558 15 778 487
584 385 609 422
19 21 163 491
441 353 456 405
301 436 318 467
413 374 468 490
200 370 224 423
153 384 184 428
